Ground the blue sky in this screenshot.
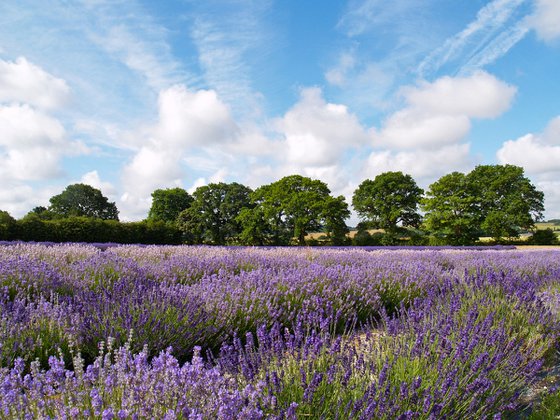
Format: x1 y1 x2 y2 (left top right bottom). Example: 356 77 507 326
0 0 559 221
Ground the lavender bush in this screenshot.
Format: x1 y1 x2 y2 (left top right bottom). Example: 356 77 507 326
0 243 558 418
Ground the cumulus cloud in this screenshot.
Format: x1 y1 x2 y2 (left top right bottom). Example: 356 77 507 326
529 0 560 42
537 180 560 219
275 87 369 167
120 147 183 219
155 85 237 147
497 116 560 218
365 144 472 181
497 116 560 173
81 170 117 198
119 84 240 219
0 104 65 149
0 104 87 180
403 72 516 118
374 71 516 148
0 57 70 110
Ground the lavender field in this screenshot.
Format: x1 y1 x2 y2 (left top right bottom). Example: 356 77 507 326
0 244 559 418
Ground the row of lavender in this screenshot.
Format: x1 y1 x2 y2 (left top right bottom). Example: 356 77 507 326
0 244 559 418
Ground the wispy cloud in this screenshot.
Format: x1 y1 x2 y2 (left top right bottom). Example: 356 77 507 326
188 0 274 118
84 1 197 91
459 21 530 75
338 0 430 38
417 0 531 77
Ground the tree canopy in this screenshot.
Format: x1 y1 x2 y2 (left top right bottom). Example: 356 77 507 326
240 175 349 245
1 165 550 246
352 172 423 233
48 184 119 220
178 182 252 245
422 172 480 245
467 164 544 240
423 165 544 242
147 188 193 224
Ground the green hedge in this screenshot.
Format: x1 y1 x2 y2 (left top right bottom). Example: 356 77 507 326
3 215 182 244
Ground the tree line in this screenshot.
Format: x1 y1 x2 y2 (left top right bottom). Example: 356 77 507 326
0 164 556 246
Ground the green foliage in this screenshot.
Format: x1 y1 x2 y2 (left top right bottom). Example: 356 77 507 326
529 385 560 419
0 300 75 370
240 183 292 246
236 206 271 245
5 166 549 246
11 217 181 244
467 164 544 241
240 175 349 246
0 210 16 240
352 172 423 234
178 182 253 245
147 188 193 223
48 183 119 220
26 206 58 220
322 195 351 245
529 228 559 245
422 165 544 244
422 172 480 245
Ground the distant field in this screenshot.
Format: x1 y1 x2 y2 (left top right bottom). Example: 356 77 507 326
536 222 560 231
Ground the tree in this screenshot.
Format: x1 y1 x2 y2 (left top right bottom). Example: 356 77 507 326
24 206 58 220
352 172 423 234
322 195 351 245
529 228 558 245
422 172 480 245
241 183 291 246
466 165 544 241
240 175 349 246
178 182 252 245
147 188 193 223
0 210 16 240
49 184 119 220
236 206 271 246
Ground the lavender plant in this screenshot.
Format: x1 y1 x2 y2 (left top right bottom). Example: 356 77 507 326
0 243 558 418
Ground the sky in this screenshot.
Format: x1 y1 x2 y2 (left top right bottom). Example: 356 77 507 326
0 0 559 222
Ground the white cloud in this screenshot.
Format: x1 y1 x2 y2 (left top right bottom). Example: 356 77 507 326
497 116 560 219
325 51 357 87
80 170 117 198
374 71 516 148
90 24 187 91
365 144 472 181
417 0 529 76
120 147 183 219
0 183 38 216
537 180 560 219
189 1 273 117
529 0 560 42
374 112 471 149
156 84 237 148
403 71 517 118
498 134 560 173
459 22 530 74
0 57 70 110
275 87 370 167
497 116 560 173
337 0 431 38
0 104 65 149
0 104 88 181
119 84 240 219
